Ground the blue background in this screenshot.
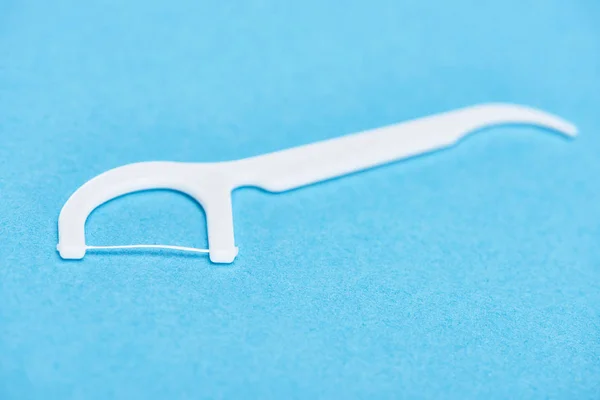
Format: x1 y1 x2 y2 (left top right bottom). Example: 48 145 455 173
1 0 599 398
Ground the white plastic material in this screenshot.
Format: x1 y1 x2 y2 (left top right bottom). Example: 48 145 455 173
57 103 577 263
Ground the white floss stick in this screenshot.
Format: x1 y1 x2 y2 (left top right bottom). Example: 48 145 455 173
57 103 577 263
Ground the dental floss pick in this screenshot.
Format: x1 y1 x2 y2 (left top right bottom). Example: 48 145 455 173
57 103 577 264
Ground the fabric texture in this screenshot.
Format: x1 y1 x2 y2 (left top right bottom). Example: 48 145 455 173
1 1 599 398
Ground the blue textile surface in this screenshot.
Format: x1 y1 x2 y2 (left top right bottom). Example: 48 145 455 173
1 1 599 398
